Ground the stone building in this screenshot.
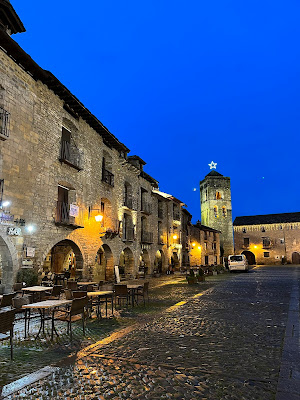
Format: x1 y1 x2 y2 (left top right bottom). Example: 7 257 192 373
233 212 300 265
189 222 221 266
0 1 193 292
200 168 234 257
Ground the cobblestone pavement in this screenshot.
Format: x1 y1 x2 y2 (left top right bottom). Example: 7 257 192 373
4 266 300 399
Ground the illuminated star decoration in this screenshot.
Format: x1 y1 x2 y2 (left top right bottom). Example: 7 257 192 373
208 161 217 170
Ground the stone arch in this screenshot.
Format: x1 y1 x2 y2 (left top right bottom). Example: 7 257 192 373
94 244 114 282
0 231 18 293
291 252 300 265
42 239 84 280
119 247 134 279
242 250 256 265
171 251 180 271
154 250 165 273
139 249 151 274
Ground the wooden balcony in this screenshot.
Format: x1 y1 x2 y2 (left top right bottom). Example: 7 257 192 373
102 168 114 187
124 197 133 209
59 140 83 170
0 107 9 140
123 227 135 242
141 231 153 244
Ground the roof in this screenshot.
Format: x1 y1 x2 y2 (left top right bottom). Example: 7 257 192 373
0 0 25 34
140 170 158 188
127 155 146 166
193 222 221 233
0 28 129 153
205 170 223 177
233 212 300 226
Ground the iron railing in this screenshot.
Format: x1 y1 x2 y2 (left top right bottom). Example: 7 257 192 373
102 168 114 186
141 201 151 214
123 226 135 241
60 140 83 170
0 107 9 139
141 231 153 243
55 202 75 225
124 197 133 209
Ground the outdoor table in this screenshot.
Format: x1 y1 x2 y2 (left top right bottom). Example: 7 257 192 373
22 299 71 339
127 284 143 307
87 291 114 318
22 286 53 302
77 282 97 286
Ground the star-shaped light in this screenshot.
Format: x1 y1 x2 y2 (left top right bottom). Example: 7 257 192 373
208 161 217 170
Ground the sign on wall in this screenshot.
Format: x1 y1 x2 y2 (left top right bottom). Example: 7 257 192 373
7 226 21 236
69 204 79 217
26 247 35 257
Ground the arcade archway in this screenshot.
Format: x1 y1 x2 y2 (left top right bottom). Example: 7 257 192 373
0 235 14 292
119 247 134 279
242 250 256 265
42 239 84 280
94 244 114 281
139 249 151 275
171 252 180 271
154 250 165 273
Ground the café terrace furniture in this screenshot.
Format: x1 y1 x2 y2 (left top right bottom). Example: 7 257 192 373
114 284 130 308
135 282 149 306
127 284 143 307
43 285 63 300
77 282 97 291
0 309 16 360
87 291 114 319
52 297 88 341
64 289 74 300
72 291 88 299
22 286 53 302
22 299 72 339
67 281 78 291
13 282 23 294
0 293 16 309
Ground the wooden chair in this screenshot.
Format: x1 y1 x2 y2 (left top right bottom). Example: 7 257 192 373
0 293 16 309
43 285 63 300
13 283 23 294
53 297 88 341
64 289 74 300
0 309 15 359
114 284 129 308
136 282 149 306
67 281 78 291
72 291 87 299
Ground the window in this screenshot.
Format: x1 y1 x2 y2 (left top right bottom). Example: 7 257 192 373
262 237 271 248
0 106 10 140
214 206 218 218
261 226 265 232
280 238 284 244
102 152 114 186
222 206 227 217
60 126 82 170
264 252 270 258
216 191 222 199
243 238 250 247
242 228 247 233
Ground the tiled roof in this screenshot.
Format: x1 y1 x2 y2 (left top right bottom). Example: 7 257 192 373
205 170 223 177
233 212 300 226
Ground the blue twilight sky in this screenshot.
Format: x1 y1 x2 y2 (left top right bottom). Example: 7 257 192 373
12 0 300 222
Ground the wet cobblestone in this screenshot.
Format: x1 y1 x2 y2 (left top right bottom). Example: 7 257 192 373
3 267 300 399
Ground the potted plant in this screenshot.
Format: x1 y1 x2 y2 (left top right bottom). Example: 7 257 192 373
196 268 205 282
186 269 197 285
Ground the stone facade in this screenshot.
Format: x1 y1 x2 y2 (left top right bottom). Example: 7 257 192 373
189 223 221 266
200 170 234 257
233 213 300 265
0 4 194 291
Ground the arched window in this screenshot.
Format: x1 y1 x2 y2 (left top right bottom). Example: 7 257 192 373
222 206 227 217
216 191 222 200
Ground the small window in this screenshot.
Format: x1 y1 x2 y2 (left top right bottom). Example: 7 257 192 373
216 191 222 200
261 226 265 232
279 225 283 230
214 206 218 218
280 238 284 244
222 206 227 217
243 238 250 247
242 227 247 233
264 252 270 258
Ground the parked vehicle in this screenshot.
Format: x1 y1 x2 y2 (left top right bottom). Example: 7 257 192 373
228 254 249 272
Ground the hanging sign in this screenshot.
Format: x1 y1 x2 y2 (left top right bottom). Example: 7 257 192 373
7 226 21 236
69 204 79 217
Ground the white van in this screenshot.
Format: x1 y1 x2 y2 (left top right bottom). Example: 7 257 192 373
228 254 249 272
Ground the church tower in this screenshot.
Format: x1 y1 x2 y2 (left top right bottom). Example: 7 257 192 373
200 163 234 258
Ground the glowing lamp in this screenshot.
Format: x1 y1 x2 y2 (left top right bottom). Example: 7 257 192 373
198 246 201 250
2 201 10 208
95 214 103 222
192 242 196 247
173 234 178 240
26 224 35 233
254 245 257 249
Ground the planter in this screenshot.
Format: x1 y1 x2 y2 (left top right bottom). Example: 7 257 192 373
187 277 198 285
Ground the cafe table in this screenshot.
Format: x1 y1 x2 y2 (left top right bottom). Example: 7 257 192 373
22 286 53 302
87 291 114 318
126 284 143 307
77 282 97 287
22 299 72 339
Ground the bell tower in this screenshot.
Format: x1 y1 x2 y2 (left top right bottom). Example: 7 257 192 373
200 162 234 258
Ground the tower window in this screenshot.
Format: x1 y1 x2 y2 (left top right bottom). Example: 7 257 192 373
261 226 265 232
242 228 247 233
216 191 222 200
214 206 218 218
222 206 227 217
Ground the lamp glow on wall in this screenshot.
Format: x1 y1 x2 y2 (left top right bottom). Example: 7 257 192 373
94 214 103 222
88 206 103 222
173 234 178 240
26 224 36 233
